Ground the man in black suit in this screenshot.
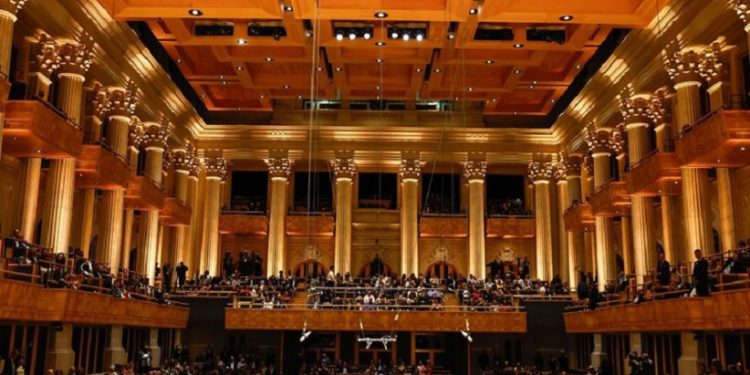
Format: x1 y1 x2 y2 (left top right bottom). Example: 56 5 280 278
656 251 671 287
692 249 710 297
176 262 188 288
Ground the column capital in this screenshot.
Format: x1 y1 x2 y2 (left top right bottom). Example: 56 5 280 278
172 144 196 173
582 155 594 176
0 0 28 15
267 157 292 180
141 121 168 150
610 124 627 156
399 158 422 181
586 127 614 155
205 156 228 180
463 159 487 182
34 33 59 78
54 38 94 77
94 81 139 119
619 92 653 126
128 120 145 149
663 46 705 86
332 158 356 180
162 150 172 172
736 0 750 31
527 161 554 184
698 41 730 87
563 155 582 178
648 88 672 126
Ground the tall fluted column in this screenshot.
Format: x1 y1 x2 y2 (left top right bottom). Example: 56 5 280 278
465 159 487 279
170 146 194 267
553 164 569 283
621 93 657 282
97 86 137 270
588 128 616 290
0 0 25 77
137 122 167 283
528 161 554 280
581 157 596 273
202 156 226 276
40 41 92 254
185 160 200 274
121 125 143 270
665 47 713 258
400 156 421 276
266 157 291 277
565 156 584 286
15 158 41 240
333 157 355 274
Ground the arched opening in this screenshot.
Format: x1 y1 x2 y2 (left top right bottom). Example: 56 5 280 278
358 255 393 278
293 259 327 279
424 261 459 279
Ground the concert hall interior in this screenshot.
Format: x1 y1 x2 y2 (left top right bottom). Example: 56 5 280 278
2 0 750 374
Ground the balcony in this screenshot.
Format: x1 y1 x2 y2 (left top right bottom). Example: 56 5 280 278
486 216 534 238
2 100 82 158
74 144 131 190
219 211 268 236
590 180 630 217
160 197 192 226
0 75 9 103
419 214 468 238
626 151 682 197
124 175 165 211
676 109 750 168
564 288 750 333
286 213 334 237
226 308 527 333
563 202 595 232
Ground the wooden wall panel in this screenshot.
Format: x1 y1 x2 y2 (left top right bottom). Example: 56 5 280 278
485 238 535 269
418 237 467 276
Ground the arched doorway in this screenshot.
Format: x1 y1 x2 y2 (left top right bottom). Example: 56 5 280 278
424 261 459 279
293 259 327 279
358 255 393 278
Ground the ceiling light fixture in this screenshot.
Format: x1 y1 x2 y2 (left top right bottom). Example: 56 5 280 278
335 31 345 41
349 31 357 40
363 32 372 40
265 57 273 62
434 68 442 73
469 8 478 15
513 43 524 48
236 38 248 45
514 69 521 74
415 32 424 42
402 33 410 41
391 30 399 39
513 111 518 115
416 68 422 72
375 41 386 46
335 66 343 72
575 64 582 69
468 87 473 92
559 15 574 21
237 66 244 71
376 58 384 63
374 11 388 19
188 9 203 16
485 60 494 64
283 84 290 89
447 33 456 40
283 5 293 12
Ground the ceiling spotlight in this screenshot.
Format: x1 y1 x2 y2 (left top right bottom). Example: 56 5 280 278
551 99 555 103
317 66 323 71
376 85 381 91
237 107 242 111
434 68 442 73
376 58 384 63
742 146 747 151
374 11 388 19
447 33 456 40
349 31 357 40
176 58 182 63
575 64 582 69
260 94 265 99
335 66 343 72
236 38 248 45
363 32 372 40
391 30 399 39
559 15 574 21
219 75 225 80
513 43 524 48
376 96 380 100
485 60 494 64
237 65 244 71
468 87 473 92
416 68 422 72
469 8 478 15
305 30 313 38
188 9 203 16
415 33 424 42
201 94 207 99
283 4 293 12
460 330 473 343
335 31 345 41
513 111 518 115
529 85 535 89
532 81 538 84
514 69 521 74
492 98 497 102
221 81 227 85
402 33 410 41
297 95 303 99
375 41 386 46
265 57 274 62
283 84 290 89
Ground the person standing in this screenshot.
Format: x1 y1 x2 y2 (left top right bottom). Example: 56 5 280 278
693 249 710 297
176 262 188 289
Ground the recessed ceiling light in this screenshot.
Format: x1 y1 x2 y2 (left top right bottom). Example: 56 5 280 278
375 41 386 46
513 111 518 115
529 85 534 89
297 95 303 99
469 8 478 15
468 87 473 92
283 5 293 12
236 38 248 45
532 81 538 85
349 31 357 41
317 66 323 71
514 69 521 74
742 146 747 151
455 97 459 101
376 96 381 100
219 75 224 80
335 31 344 41
575 64 582 69
376 58 384 63
364 32 372 40
283 84 289 89
265 57 273 62
434 68 442 73
260 94 265 99
415 33 424 42
335 66 343 72
376 86 381 90
485 60 494 64
188 9 203 16
513 43 524 48
237 66 244 71
551 99 555 103
402 33 410 41
237 107 242 111
201 94 206 98
447 33 455 40
222 81 227 85
416 68 422 72
374 11 388 19
176 58 182 63
492 98 497 102
559 15 574 21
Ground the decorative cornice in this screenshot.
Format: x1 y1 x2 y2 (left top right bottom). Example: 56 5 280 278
332 158 356 180
55 38 94 77
663 46 705 86
699 42 729 87
527 161 554 183
399 158 422 180
267 157 292 179
463 160 487 181
205 156 228 180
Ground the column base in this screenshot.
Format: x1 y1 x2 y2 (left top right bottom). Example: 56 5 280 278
591 351 607 369
45 349 75 372
678 332 699 375
104 347 127 368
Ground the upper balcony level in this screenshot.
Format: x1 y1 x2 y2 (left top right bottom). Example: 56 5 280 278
74 143 131 190
124 175 165 211
486 215 535 238
286 212 335 236
563 202 595 232
676 109 750 168
0 74 9 105
590 180 630 217
219 211 268 235
419 214 468 238
160 197 192 226
2 100 83 158
626 150 682 197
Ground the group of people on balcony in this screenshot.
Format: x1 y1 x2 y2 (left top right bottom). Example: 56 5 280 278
487 198 531 217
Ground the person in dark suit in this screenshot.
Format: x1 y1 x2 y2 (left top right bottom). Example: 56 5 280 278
693 249 710 297
656 251 671 287
175 262 188 288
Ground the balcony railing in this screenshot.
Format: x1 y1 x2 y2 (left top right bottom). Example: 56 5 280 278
676 107 750 168
2 99 83 158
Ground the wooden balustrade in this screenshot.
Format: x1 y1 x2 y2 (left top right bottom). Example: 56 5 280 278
564 288 750 333
563 203 595 232
676 109 750 168
419 216 468 238
75 144 131 190
286 214 334 236
486 217 534 238
219 213 268 235
0 278 188 328
590 181 630 217
124 175 165 211
226 308 527 333
2 100 83 158
627 152 681 196
160 197 192 226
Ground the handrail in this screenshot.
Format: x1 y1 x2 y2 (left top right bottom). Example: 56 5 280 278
28 96 82 130
487 214 534 219
421 212 467 218
85 139 131 165
137 173 164 190
677 107 725 139
221 210 267 216
230 301 526 313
